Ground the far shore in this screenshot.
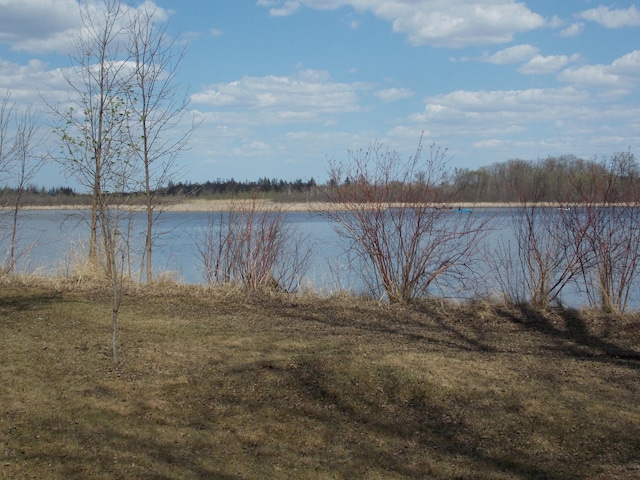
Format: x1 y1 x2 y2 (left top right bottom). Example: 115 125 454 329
13 199 544 212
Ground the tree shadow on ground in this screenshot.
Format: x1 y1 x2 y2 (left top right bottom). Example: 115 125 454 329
499 303 640 368
0 290 62 311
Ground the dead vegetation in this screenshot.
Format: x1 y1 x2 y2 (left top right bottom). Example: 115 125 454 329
1 276 639 479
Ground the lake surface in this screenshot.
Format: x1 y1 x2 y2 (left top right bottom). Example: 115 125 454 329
3 208 638 309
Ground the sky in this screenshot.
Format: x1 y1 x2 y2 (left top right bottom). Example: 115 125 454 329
0 0 639 189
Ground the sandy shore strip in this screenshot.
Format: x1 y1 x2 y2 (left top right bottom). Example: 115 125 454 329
161 200 524 212
13 200 536 212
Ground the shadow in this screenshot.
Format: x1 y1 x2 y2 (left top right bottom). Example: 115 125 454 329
20 404 245 479
0 290 62 313
505 303 640 368
283 359 571 479
277 298 501 357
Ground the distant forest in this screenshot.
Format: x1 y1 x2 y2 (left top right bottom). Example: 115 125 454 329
1 152 637 205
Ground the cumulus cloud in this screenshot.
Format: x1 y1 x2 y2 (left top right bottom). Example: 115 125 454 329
267 1 302 17
0 0 80 52
559 22 584 37
257 0 546 48
0 0 171 54
559 65 624 90
374 87 413 102
426 87 588 112
0 57 69 106
401 85 640 161
558 50 640 90
610 50 640 77
190 72 365 123
518 54 579 75
577 5 640 28
478 44 539 64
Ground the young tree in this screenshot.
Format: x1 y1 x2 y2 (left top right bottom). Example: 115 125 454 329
127 4 199 283
52 0 139 364
0 93 46 273
97 144 139 365
53 0 132 264
323 137 491 303
6 108 47 273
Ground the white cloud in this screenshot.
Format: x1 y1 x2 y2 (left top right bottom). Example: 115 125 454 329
399 84 640 164
0 57 69 105
578 5 640 28
558 51 640 90
0 0 80 53
230 140 273 158
374 87 413 102
258 0 546 48
479 44 539 64
559 65 621 88
610 50 640 77
0 0 172 54
518 54 579 75
190 73 365 122
419 87 588 115
296 67 332 82
559 22 584 37
267 0 301 17
546 15 564 29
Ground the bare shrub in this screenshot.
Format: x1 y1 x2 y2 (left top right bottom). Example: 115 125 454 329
195 196 311 292
323 137 492 304
564 152 640 313
491 204 583 309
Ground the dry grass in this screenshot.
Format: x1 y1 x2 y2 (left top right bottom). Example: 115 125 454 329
1 277 640 479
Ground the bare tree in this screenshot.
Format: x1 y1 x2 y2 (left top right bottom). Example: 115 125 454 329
6 108 47 273
323 137 491 304
98 149 139 365
0 93 47 273
52 0 140 364
0 93 16 180
127 4 199 283
52 0 132 264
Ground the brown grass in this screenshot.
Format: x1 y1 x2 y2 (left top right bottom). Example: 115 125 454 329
1 277 639 479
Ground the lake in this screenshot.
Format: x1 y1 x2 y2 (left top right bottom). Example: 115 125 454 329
3 207 639 309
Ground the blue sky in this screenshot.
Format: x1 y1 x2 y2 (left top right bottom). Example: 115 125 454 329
0 0 639 188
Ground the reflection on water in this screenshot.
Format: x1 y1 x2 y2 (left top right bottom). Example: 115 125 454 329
2 208 638 309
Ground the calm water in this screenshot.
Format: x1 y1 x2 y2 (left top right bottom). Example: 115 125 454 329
3 208 638 309
1 209 355 289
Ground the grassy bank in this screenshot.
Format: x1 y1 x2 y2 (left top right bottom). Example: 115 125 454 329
1 278 639 479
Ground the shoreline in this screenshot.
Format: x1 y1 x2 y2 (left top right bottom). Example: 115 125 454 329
11 200 533 212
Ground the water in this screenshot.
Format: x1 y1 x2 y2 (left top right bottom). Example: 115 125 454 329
0 209 351 288
2 207 639 309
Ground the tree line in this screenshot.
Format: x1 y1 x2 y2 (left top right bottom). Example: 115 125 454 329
160 177 318 198
4 152 637 205
450 152 637 203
